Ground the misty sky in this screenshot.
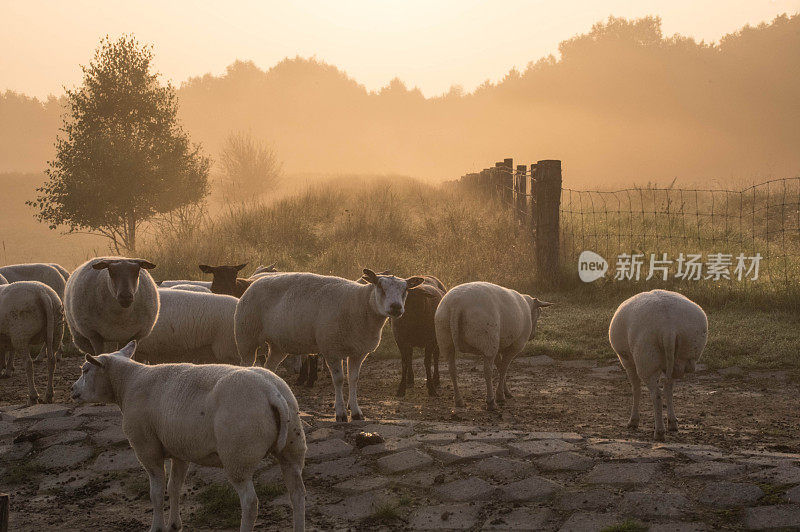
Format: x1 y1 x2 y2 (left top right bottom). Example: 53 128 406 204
2 0 799 99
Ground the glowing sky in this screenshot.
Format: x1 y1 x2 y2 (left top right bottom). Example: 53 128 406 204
2 0 798 99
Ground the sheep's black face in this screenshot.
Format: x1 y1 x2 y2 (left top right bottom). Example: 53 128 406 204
199 263 247 296
93 258 156 308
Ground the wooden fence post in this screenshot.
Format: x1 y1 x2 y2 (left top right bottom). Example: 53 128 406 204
503 158 513 205
515 164 527 222
534 160 562 278
0 492 8 532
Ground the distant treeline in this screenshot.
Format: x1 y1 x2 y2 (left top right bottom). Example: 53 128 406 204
2 15 799 187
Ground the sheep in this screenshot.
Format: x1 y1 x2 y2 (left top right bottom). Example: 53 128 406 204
49 263 71 282
199 263 254 297
235 269 426 421
0 281 64 403
435 282 552 410
392 275 447 397
0 263 67 300
609 289 708 441
250 263 278 278
65 257 160 356
158 279 212 289
134 289 241 365
71 341 306 532
166 283 212 293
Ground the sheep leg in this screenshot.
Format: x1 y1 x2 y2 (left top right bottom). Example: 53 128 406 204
278 455 306 532
88 332 105 356
483 353 498 411
495 351 516 405
264 346 288 372
70 331 94 357
347 355 365 421
645 374 665 441
423 345 438 396
325 357 348 422
444 343 464 408
432 345 440 388
144 461 167 532
296 355 308 386
229 476 258 532
307 354 318 386
619 354 641 429
167 458 188 531
0 348 12 378
22 347 38 405
396 344 413 397
44 349 56 403
664 377 678 431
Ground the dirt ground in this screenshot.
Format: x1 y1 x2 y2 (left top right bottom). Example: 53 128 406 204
2 350 797 453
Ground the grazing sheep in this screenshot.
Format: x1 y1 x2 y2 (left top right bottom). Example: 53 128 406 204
435 282 552 410
392 275 447 397
158 279 212 289
0 281 64 403
65 257 160 356
0 263 67 300
609 289 708 441
199 263 254 297
235 269 426 421
71 341 306 532
135 289 241 365
167 283 213 293
49 263 71 282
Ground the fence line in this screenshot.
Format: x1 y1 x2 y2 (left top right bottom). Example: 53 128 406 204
453 159 800 288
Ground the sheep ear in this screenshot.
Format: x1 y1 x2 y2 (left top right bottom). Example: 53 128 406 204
378 270 391 276
199 264 214 273
85 354 105 368
405 276 425 289
362 268 379 285
235 263 248 272
117 340 137 359
136 260 156 270
533 298 553 308
92 260 110 270
265 263 277 272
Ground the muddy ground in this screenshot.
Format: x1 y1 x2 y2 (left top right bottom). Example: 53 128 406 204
2 350 797 453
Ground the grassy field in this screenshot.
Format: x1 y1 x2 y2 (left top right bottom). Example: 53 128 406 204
137 176 800 375
1 173 797 373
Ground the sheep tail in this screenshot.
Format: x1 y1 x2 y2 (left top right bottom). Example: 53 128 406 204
36 290 59 361
662 331 676 380
268 387 291 454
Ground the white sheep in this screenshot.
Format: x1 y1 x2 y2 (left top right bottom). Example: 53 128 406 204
609 289 708 441
48 263 71 282
65 257 160 356
158 279 212 289
435 281 552 410
235 269 426 421
0 263 67 300
0 281 64 403
166 283 212 293
71 341 306 532
135 289 240 365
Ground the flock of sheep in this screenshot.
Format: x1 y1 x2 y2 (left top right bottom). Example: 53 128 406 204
0 257 709 531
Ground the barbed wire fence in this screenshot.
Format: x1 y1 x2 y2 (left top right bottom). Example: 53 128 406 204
453 159 800 290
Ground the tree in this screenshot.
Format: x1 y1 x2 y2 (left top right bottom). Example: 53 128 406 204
29 35 210 252
220 131 281 201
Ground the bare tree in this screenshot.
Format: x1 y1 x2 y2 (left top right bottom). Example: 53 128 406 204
220 131 282 201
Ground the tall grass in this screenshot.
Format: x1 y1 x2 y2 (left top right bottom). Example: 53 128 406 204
144 176 536 291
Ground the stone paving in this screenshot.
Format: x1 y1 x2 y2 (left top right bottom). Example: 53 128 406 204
1 402 800 530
